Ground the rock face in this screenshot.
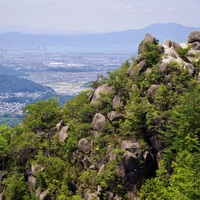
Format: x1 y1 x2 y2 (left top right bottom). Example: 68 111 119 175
78 138 91 154
39 190 49 200
107 111 124 122
123 152 140 171
163 39 182 50
112 95 123 109
138 33 158 55
84 190 98 200
92 113 106 131
188 31 200 43
121 140 141 153
91 83 114 103
28 175 36 192
147 84 160 102
191 42 200 50
56 120 63 132
188 31 200 50
58 125 68 142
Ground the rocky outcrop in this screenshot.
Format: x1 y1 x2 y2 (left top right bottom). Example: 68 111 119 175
147 84 160 102
188 31 200 43
132 84 140 94
112 95 123 109
84 190 98 200
56 120 63 132
191 42 200 50
92 113 106 131
28 175 36 192
186 64 195 75
58 125 68 142
163 39 182 50
121 140 141 153
107 111 124 122
91 83 114 103
188 31 200 50
138 34 158 55
149 135 162 152
123 152 140 171
78 138 91 154
39 190 50 200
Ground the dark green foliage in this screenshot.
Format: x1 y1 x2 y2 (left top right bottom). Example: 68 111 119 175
23 98 61 132
140 151 200 200
106 60 133 102
139 42 162 69
176 45 192 60
3 171 32 200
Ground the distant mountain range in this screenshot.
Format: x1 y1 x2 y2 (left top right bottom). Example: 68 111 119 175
0 23 200 49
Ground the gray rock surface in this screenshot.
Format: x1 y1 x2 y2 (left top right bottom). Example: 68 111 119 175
28 175 36 192
147 84 160 102
58 125 68 142
92 113 106 131
112 95 123 109
191 41 200 50
107 111 124 122
163 39 182 50
91 83 114 103
188 31 200 43
123 152 140 171
78 138 91 154
138 33 157 55
121 140 141 152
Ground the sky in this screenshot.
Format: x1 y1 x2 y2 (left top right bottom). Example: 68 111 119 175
0 0 200 33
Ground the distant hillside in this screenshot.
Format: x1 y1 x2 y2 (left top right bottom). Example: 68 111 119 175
0 74 54 93
0 23 200 48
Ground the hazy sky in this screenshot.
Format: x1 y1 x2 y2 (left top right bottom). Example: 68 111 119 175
1 0 200 32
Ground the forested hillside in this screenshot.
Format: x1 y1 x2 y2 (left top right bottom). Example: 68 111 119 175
0 74 53 93
0 31 200 200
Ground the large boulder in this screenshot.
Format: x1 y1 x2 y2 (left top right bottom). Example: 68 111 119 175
163 39 182 50
158 62 168 71
58 125 68 142
191 42 200 50
128 60 147 80
91 83 114 103
138 34 157 55
92 113 106 131
121 140 141 152
186 64 195 75
164 48 178 59
56 120 63 132
132 84 140 94
123 152 140 172
39 190 50 200
84 190 98 200
28 175 36 192
149 135 162 152
78 138 91 154
126 170 144 187
188 31 200 43
112 95 123 109
147 84 160 102
107 111 124 122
